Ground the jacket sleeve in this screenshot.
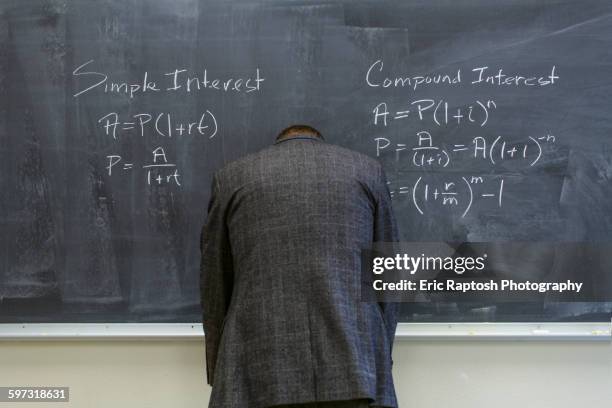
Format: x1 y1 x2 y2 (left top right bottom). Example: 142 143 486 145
373 164 400 361
200 171 234 386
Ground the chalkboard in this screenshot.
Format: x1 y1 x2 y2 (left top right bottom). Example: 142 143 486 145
1 0 611 323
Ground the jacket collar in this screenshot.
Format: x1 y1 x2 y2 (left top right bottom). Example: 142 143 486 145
274 133 324 145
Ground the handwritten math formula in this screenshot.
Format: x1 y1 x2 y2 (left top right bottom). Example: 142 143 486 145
72 59 266 189
372 99 497 127
98 111 218 140
375 131 556 168
389 176 504 218
106 147 181 186
366 60 562 217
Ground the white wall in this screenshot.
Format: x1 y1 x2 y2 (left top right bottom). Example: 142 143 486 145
1 339 611 407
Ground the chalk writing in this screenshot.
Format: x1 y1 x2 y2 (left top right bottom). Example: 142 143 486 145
365 59 559 90
388 176 505 218
71 58 264 189
372 99 496 127
106 146 181 186
375 131 555 168
366 59 561 219
73 60 265 98
98 111 218 139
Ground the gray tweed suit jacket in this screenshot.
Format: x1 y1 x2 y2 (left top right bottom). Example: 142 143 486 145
200 134 399 408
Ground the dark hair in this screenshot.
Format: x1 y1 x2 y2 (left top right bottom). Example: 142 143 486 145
276 125 323 140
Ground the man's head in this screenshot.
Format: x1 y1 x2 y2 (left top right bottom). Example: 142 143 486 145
276 125 323 142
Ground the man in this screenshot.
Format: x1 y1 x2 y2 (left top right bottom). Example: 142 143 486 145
200 125 399 408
